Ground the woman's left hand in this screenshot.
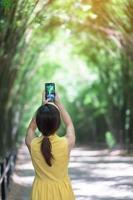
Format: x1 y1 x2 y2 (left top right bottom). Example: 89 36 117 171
42 91 50 105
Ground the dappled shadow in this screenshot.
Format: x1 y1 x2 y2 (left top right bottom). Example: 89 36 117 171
8 143 34 200
8 144 133 200
15 168 34 177
69 147 133 200
88 196 133 200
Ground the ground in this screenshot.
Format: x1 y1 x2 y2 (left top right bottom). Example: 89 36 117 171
8 141 133 200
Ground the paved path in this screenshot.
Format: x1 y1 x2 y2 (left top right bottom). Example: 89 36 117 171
8 141 133 200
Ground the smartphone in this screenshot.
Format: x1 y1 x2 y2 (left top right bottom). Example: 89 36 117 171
45 83 55 102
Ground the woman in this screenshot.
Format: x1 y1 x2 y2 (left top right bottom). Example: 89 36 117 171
25 93 76 200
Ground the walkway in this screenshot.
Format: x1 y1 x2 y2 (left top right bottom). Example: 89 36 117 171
8 141 133 200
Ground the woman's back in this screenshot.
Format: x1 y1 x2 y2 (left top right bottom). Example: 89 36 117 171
25 93 76 199
30 133 75 200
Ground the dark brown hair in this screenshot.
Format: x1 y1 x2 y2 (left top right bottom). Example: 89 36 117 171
36 104 61 166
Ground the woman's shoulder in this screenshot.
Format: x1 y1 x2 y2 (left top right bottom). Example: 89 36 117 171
57 135 68 146
61 135 68 142
31 135 43 146
30 134 67 146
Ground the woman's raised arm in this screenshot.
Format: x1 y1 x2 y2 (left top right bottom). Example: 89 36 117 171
55 94 76 151
25 113 37 152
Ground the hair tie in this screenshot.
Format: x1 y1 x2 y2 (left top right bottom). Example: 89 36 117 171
43 135 49 139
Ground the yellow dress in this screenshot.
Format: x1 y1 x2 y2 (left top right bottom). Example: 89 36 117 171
30 133 75 200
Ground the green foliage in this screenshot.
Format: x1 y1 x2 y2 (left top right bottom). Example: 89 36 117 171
105 131 116 148
0 0 133 159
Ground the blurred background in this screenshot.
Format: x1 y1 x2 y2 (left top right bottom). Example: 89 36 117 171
0 0 133 199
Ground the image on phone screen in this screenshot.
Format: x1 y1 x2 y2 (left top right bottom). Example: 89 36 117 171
45 83 55 102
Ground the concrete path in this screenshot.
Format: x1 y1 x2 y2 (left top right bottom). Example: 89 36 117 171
8 141 133 200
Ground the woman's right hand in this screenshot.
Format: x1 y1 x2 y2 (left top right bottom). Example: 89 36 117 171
55 93 61 105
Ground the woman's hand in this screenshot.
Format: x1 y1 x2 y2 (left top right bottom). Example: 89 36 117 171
42 91 61 105
42 91 50 105
55 93 61 105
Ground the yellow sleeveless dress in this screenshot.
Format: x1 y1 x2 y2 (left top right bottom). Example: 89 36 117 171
30 133 75 200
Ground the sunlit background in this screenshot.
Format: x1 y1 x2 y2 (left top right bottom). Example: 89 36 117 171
0 0 133 199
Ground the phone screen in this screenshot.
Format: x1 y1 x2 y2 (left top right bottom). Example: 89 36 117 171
45 83 55 102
